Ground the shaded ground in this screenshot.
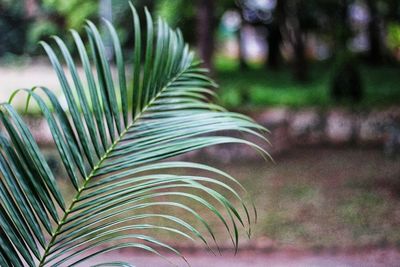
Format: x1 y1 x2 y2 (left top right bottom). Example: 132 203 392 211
247 147 400 249
52 147 400 266
55 147 400 249
84 248 400 267
147 147 400 249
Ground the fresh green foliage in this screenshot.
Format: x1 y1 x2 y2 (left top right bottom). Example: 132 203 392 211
155 0 185 27
27 20 60 53
42 0 98 30
0 0 28 57
387 22 400 51
217 62 400 108
0 4 268 267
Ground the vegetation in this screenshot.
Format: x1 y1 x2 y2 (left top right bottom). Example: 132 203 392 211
1 0 400 108
216 61 400 108
0 5 268 267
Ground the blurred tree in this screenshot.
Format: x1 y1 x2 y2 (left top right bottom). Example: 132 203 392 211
155 0 234 72
155 0 196 44
387 23 400 59
266 0 284 70
331 53 363 103
236 0 282 70
386 0 400 22
24 0 99 54
156 0 184 26
196 0 215 71
285 0 308 81
282 0 338 81
42 0 98 30
1 0 398 75
0 0 28 56
335 0 350 50
330 0 364 103
237 7 250 70
369 0 400 63
366 0 384 65
238 0 323 81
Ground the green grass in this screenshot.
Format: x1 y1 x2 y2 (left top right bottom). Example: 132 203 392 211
215 60 400 109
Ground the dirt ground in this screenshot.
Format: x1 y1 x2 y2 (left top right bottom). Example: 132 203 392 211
84 248 400 267
3 62 400 267
53 147 400 266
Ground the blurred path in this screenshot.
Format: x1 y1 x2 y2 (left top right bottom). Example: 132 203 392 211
0 63 61 103
84 248 400 267
0 62 118 106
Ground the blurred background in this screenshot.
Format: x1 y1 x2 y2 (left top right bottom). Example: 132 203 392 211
1 0 400 107
1 0 400 266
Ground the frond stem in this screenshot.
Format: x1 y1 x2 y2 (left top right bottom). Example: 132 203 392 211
38 126 129 266
38 66 189 266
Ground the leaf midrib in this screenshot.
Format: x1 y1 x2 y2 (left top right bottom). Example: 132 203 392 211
38 66 190 266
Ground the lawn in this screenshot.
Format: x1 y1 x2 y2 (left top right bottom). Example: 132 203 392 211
215 60 400 109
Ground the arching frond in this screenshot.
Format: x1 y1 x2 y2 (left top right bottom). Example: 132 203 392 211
0 4 269 267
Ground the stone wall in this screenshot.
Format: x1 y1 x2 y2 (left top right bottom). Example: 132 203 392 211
254 107 400 157
2 107 400 161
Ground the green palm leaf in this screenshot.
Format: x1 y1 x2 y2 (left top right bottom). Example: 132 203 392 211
0 4 269 266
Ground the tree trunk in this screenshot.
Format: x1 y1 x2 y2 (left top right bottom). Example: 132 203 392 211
285 0 308 81
293 31 307 81
266 0 285 70
266 23 282 70
366 0 383 65
196 0 215 72
238 24 249 70
337 0 349 50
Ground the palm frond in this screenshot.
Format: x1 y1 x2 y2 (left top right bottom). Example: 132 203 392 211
0 5 269 267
